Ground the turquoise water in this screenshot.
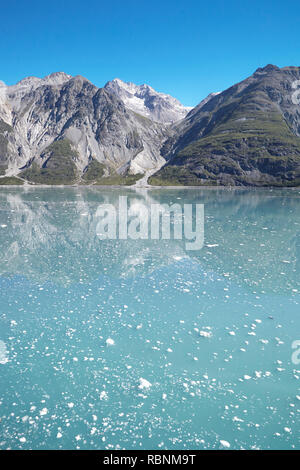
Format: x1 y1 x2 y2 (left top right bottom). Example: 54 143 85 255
0 187 299 450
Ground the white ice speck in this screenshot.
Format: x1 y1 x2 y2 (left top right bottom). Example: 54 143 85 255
100 391 108 401
220 440 230 448
199 330 212 338
138 378 152 390
106 338 115 346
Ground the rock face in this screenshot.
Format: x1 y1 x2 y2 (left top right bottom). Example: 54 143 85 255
151 65 300 186
104 78 192 124
2 65 300 187
0 73 171 184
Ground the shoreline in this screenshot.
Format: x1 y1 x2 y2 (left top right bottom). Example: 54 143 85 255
0 183 299 190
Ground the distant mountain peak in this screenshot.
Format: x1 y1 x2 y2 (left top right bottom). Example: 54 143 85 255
104 78 192 124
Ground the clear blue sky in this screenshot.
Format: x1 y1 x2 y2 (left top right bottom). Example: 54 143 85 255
1 0 299 106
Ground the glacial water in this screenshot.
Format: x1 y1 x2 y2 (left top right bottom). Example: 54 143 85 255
0 186 299 450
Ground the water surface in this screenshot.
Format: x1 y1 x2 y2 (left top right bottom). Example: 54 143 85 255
0 187 299 449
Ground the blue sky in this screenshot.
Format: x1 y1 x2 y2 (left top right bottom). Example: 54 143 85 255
1 0 299 106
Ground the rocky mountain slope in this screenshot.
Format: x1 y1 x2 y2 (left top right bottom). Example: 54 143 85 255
2 65 300 187
104 78 192 124
0 73 174 185
150 65 300 186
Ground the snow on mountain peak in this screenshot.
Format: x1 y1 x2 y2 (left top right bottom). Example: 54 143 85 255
104 78 192 124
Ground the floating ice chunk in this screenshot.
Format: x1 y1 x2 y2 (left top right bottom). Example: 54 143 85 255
100 391 108 401
138 378 152 390
162 393 167 400
284 427 291 433
19 437 26 443
106 338 115 346
228 331 236 336
233 416 244 423
166 348 173 353
67 402 74 408
57 432 62 439
259 339 269 344
199 330 212 338
136 324 142 330
40 408 48 416
243 375 251 380
220 440 230 448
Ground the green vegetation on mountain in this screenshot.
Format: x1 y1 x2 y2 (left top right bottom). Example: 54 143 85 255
82 158 143 185
20 139 78 184
151 65 300 186
0 176 24 185
82 158 106 182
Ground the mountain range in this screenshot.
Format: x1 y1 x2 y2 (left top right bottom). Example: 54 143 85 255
0 65 300 186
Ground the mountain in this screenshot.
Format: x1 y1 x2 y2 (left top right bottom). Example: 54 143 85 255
0 73 172 185
104 78 192 124
150 65 300 186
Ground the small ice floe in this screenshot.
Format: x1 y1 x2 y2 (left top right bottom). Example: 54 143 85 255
67 402 74 408
166 348 173 353
243 375 251 380
136 324 142 330
40 408 48 416
19 437 26 443
259 339 269 344
57 432 62 439
233 416 244 423
0 225 7 228
228 331 236 336
100 391 108 401
138 378 152 390
199 329 212 338
220 440 230 448
284 427 291 433
162 393 167 400
106 338 115 346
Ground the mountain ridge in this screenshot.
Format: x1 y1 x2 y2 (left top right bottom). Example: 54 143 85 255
150 64 300 187
1 65 300 187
